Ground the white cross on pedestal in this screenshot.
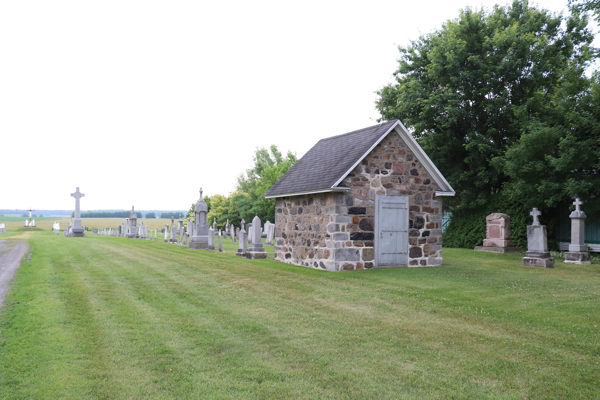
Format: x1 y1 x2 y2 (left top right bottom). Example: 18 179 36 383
530 208 541 226
199 187 203 199
573 198 583 212
70 187 85 219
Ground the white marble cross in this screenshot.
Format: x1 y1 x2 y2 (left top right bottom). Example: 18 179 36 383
70 187 85 219
530 208 541 226
199 187 203 199
573 198 583 212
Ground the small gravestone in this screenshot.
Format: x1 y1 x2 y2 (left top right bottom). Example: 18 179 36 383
219 230 224 252
474 213 522 253
564 198 591 264
0 223 5 233
207 227 214 250
230 224 236 242
70 187 85 237
522 208 555 268
247 223 253 244
171 224 177 243
246 216 268 259
164 224 169 242
187 220 193 236
266 222 275 246
236 219 247 257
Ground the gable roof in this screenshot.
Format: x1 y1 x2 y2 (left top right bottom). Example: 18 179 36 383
265 120 455 198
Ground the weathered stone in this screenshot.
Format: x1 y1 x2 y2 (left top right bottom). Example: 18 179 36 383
348 207 366 215
409 247 422 258
359 218 373 231
362 248 374 261
413 216 425 229
350 232 374 241
335 248 360 261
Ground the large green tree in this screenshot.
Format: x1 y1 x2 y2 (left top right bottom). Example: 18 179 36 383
570 0 600 22
236 145 296 223
376 0 596 211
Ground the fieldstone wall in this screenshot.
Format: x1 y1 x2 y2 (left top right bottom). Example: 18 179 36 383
275 131 444 271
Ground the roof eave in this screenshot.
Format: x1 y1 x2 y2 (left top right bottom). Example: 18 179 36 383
264 186 351 199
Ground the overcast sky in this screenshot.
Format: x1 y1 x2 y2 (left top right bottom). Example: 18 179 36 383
0 0 590 211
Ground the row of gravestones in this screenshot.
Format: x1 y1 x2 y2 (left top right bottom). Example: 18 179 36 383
24 219 36 227
475 198 591 267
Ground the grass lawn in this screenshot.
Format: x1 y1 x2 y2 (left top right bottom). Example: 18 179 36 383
1 231 598 399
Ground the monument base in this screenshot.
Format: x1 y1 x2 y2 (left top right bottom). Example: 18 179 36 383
564 252 591 264
189 241 209 250
71 228 85 237
245 251 268 259
522 256 555 268
474 246 522 254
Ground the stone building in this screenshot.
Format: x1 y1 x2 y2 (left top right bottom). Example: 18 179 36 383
265 120 455 271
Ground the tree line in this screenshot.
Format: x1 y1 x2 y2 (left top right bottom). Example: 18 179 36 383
376 0 600 249
73 211 142 218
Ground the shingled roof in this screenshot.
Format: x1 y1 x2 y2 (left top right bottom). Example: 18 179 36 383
265 120 455 198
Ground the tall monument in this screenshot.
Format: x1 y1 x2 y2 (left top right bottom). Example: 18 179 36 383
189 187 209 249
127 206 138 238
564 198 591 264
70 187 85 237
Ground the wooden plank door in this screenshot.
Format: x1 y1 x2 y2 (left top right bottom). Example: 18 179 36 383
375 195 409 267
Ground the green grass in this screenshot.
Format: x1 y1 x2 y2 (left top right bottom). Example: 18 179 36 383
1 232 599 399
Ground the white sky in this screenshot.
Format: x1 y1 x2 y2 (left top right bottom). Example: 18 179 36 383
0 0 589 211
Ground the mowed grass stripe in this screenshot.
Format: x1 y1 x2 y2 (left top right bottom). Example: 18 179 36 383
1 233 599 399
82 237 600 398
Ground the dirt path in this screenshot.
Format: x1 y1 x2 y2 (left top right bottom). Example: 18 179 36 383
0 239 28 307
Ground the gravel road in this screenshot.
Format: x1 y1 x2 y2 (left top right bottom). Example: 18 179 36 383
0 240 28 307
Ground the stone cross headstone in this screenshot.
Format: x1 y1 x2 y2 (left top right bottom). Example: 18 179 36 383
70 187 85 236
564 198 591 264
522 208 554 268
474 213 522 253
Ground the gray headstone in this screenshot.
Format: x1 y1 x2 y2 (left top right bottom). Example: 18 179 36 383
565 198 591 264
522 208 554 268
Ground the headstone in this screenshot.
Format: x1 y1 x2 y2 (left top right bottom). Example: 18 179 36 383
230 224 236 242
474 213 522 253
247 223 253 244
236 219 246 257
246 215 268 259
266 222 275 245
127 206 138 238
564 198 591 264
164 224 169 242
171 224 177 243
70 187 85 237
207 227 214 250
187 220 193 236
522 208 555 268
219 230 224 252
190 187 210 249
0 223 4 233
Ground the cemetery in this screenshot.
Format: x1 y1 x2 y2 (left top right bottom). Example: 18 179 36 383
2 1 600 397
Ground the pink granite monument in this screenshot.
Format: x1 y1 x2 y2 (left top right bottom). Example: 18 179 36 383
474 213 522 253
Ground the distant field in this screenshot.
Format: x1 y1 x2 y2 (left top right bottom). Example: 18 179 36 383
0 217 175 233
0 232 598 399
